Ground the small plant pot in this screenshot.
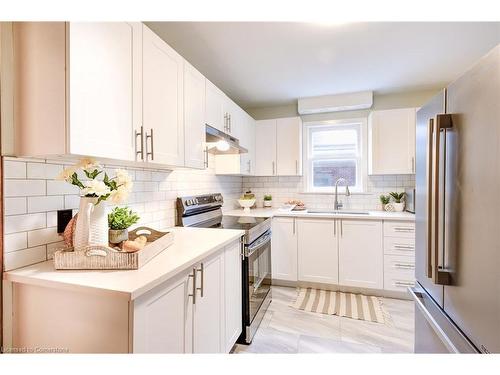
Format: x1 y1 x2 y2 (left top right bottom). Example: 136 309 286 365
109 229 129 244
393 202 405 212
263 200 272 208
384 203 395 212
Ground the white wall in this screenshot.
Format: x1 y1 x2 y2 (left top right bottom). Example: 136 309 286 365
2 156 242 271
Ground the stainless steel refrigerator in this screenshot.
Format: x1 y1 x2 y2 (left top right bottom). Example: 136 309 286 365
410 45 500 353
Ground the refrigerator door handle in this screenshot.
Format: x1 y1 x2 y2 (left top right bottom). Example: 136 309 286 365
432 114 453 285
426 118 434 278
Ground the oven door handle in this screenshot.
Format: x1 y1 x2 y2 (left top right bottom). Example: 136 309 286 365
245 232 271 257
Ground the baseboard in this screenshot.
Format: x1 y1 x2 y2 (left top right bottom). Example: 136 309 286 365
271 278 411 300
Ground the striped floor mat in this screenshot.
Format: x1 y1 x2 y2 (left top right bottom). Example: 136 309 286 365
291 288 387 324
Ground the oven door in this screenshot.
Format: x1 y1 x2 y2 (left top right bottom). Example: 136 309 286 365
242 230 272 340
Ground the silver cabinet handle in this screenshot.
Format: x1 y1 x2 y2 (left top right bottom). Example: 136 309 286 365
333 219 336 237
395 281 415 287
146 128 154 161
228 114 232 133
411 156 415 173
394 227 414 232
204 146 209 168
272 161 275 175
394 263 415 270
196 263 204 298
247 160 251 173
135 126 144 160
292 219 295 235
340 220 343 237
394 244 415 250
188 268 197 304
295 160 298 175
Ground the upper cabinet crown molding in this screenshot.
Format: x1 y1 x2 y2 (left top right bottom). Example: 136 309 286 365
368 107 416 175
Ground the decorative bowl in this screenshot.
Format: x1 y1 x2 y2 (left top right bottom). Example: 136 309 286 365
238 199 256 212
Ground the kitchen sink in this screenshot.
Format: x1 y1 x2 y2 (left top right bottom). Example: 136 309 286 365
307 210 370 215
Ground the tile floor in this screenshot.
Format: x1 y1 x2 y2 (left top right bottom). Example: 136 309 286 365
233 286 414 354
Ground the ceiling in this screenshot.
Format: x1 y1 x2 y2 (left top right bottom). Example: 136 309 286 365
145 22 500 109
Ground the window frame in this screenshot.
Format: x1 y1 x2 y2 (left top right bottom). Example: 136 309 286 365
303 118 368 194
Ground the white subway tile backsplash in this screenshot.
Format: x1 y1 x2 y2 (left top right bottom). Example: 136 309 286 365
46 211 58 227
4 197 27 215
64 194 81 210
4 160 26 179
28 227 62 247
4 232 28 253
27 162 63 179
4 246 47 271
4 179 46 197
5 213 46 234
46 180 80 195
27 195 64 213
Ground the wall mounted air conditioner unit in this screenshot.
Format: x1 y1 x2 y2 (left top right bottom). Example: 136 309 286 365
298 91 373 115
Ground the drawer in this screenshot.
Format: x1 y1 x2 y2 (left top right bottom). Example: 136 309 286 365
384 237 415 256
384 221 415 238
384 255 415 292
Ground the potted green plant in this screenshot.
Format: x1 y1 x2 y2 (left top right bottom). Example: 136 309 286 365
108 207 140 244
389 192 406 212
263 194 273 208
379 194 390 211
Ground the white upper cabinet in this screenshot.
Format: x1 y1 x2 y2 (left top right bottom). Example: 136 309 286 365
271 217 298 282
205 79 226 132
142 24 184 167
297 218 339 284
10 22 143 160
338 219 383 289
240 113 256 175
368 108 416 175
255 116 302 176
183 60 206 169
255 119 277 176
276 117 302 175
69 22 141 162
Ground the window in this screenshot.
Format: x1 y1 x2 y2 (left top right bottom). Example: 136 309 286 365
304 119 366 193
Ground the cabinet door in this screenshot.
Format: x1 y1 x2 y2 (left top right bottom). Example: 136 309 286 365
205 79 226 132
297 219 338 284
69 22 141 161
368 108 416 175
193 251 225 353
255 119 277 176
224 240 242 352
143 24 184 166
183 61 206 169
133 269 193 353
338 219 383 289
240 114 256 175
271 217 298 281
276 117 302 176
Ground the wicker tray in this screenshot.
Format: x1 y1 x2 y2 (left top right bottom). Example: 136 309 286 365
53 227 174 270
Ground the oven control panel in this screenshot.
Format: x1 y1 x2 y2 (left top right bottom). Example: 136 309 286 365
177 193 224 212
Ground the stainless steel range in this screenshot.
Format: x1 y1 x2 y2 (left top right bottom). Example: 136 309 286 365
176 193 272 344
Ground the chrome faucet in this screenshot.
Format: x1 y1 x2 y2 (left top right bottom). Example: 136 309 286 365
334 177 351 210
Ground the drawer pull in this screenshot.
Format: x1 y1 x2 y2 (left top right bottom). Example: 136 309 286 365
394 263 415 270
394 244 415 250
394 227 414 232
394 281 415 287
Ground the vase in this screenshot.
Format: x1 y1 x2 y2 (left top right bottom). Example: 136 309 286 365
109 229 129 244
384 203 395 212
263 200 272 207
74 197 109 249
393 202 405 212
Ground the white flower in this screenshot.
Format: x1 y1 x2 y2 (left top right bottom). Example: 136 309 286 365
57 166 77 182
110 186 130 204
115 169 133 192
77 157 101 173
82 179 110 197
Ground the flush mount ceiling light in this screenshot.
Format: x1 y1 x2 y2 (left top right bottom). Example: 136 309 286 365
215 140 230 151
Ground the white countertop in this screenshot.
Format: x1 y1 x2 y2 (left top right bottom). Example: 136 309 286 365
3 227 244 300
224 208 415 221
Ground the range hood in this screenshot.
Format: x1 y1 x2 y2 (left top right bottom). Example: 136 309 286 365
205 125 248 154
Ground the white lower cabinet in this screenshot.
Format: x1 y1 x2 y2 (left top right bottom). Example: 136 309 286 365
133 239 241 353
224 241 243 352
271 217 298 281
297 218 338 284
133 268 193 353
193 250 225 353
338 219 383 289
